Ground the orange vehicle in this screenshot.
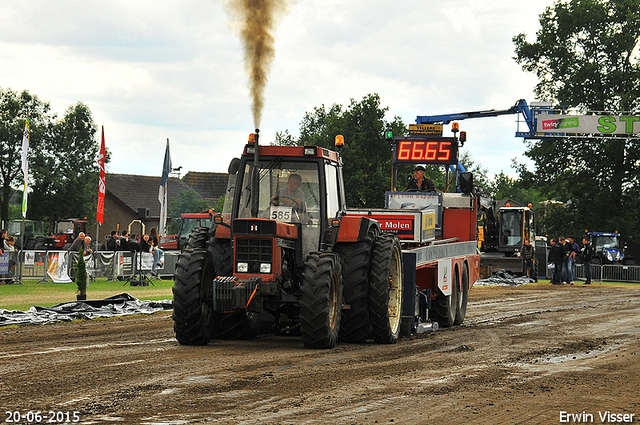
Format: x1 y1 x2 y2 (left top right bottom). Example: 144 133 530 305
172 128 479 349
159 212 212 250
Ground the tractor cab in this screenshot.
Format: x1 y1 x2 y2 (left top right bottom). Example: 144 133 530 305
228 143 345 259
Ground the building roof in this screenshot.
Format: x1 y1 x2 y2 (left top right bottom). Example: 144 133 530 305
105 172 229 218
106 173 197 218
181 171 228 205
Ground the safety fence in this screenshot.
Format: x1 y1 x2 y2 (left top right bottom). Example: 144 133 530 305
0 250 181 284
542 259 640 283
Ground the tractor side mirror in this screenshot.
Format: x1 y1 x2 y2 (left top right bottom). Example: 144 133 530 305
228 158 240 175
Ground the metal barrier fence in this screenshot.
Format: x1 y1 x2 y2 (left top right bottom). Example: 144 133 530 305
542 260 640 283
0 250 181 284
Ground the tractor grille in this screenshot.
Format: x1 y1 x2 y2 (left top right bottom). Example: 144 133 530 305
236 238 273 273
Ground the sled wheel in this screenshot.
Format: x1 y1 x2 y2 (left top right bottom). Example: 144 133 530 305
430 265 459 328
454 262 469 325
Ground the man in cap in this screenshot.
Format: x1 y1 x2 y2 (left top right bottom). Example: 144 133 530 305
407 165 436 192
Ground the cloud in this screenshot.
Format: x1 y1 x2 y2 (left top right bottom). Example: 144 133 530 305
0 0 555 180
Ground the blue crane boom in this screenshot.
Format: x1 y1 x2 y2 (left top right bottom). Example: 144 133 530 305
415 99 555 139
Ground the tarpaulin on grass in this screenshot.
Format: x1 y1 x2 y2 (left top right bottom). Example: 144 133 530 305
474 269 535 287
0 293 172 327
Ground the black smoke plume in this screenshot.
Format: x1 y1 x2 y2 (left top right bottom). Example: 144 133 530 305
226 0 293 128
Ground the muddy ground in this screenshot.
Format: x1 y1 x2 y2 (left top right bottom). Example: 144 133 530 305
1 283 639 425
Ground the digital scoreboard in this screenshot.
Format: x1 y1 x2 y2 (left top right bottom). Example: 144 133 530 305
392 136 458 165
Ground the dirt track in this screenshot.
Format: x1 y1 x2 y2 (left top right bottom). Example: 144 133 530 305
2 284 640 424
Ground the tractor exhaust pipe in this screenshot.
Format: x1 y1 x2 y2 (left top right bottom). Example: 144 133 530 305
250 128 260 218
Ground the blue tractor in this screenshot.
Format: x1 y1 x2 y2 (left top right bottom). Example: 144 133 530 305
587 232 635 265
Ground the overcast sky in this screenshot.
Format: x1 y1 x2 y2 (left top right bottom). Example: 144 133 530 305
0 0 555 180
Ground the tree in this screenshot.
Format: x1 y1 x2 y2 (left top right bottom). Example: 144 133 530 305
0 88 53 223
275 94 406 208
168 189 209 218
29 102 100 225
513 0 640 240
513 0 640 112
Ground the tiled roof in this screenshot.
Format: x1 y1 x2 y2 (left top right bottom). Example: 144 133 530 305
106 173 202 217
181 172 228 205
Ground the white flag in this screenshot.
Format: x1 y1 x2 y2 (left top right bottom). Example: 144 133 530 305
21 118 30 218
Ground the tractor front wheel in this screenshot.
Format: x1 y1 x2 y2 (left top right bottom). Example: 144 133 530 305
172 228 214 345
300 252 343 349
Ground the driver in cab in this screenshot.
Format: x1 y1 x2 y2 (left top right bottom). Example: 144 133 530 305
271 173 306 210
407 165 436 192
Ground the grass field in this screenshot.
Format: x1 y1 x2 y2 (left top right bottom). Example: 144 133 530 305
2 276 638 312
0 277 174 311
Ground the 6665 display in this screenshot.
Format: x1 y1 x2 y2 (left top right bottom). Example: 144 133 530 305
392 136 458 165
5 411 80 423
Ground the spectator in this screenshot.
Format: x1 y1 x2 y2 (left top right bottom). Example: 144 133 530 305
69 232 86 252
581 237 594 285
83 236 93 255
4 235 16 276
148 227 164 276
563 236 575 285
0 228 6 255
119 231 130 251
106 230 119 251
521 238 536 282
548 238 565 285
140 234 152 253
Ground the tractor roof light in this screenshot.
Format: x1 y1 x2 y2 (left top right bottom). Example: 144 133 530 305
452 122 459 134
303 146 317 156
334 135 344 149
248 133 256 144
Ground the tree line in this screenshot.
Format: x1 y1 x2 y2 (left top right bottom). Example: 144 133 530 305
0 88 102 227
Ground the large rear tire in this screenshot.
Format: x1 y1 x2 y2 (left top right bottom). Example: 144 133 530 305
369 233 404 344
334 227 376 342
172 228 214 345
300 252 342 349
430 265 459 328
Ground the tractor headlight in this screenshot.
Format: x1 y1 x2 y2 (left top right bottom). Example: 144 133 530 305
260 263 271 273
237 262 249 273
606 252 613 261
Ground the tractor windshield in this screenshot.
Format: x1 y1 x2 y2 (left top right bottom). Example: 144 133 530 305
594 236 619 250
238 160 321 223
500 210 523 248
237 160 322 257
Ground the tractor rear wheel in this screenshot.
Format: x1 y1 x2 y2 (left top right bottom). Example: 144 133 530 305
430 265 459 328
334 227 376 342
369 233 404 344
300 252 342 349
172 228 214 345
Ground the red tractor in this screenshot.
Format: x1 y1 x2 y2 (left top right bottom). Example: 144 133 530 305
51 219 87 249
172 132 402 348
160 212 213 250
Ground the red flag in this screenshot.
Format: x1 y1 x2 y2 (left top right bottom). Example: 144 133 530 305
97 126 106 225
